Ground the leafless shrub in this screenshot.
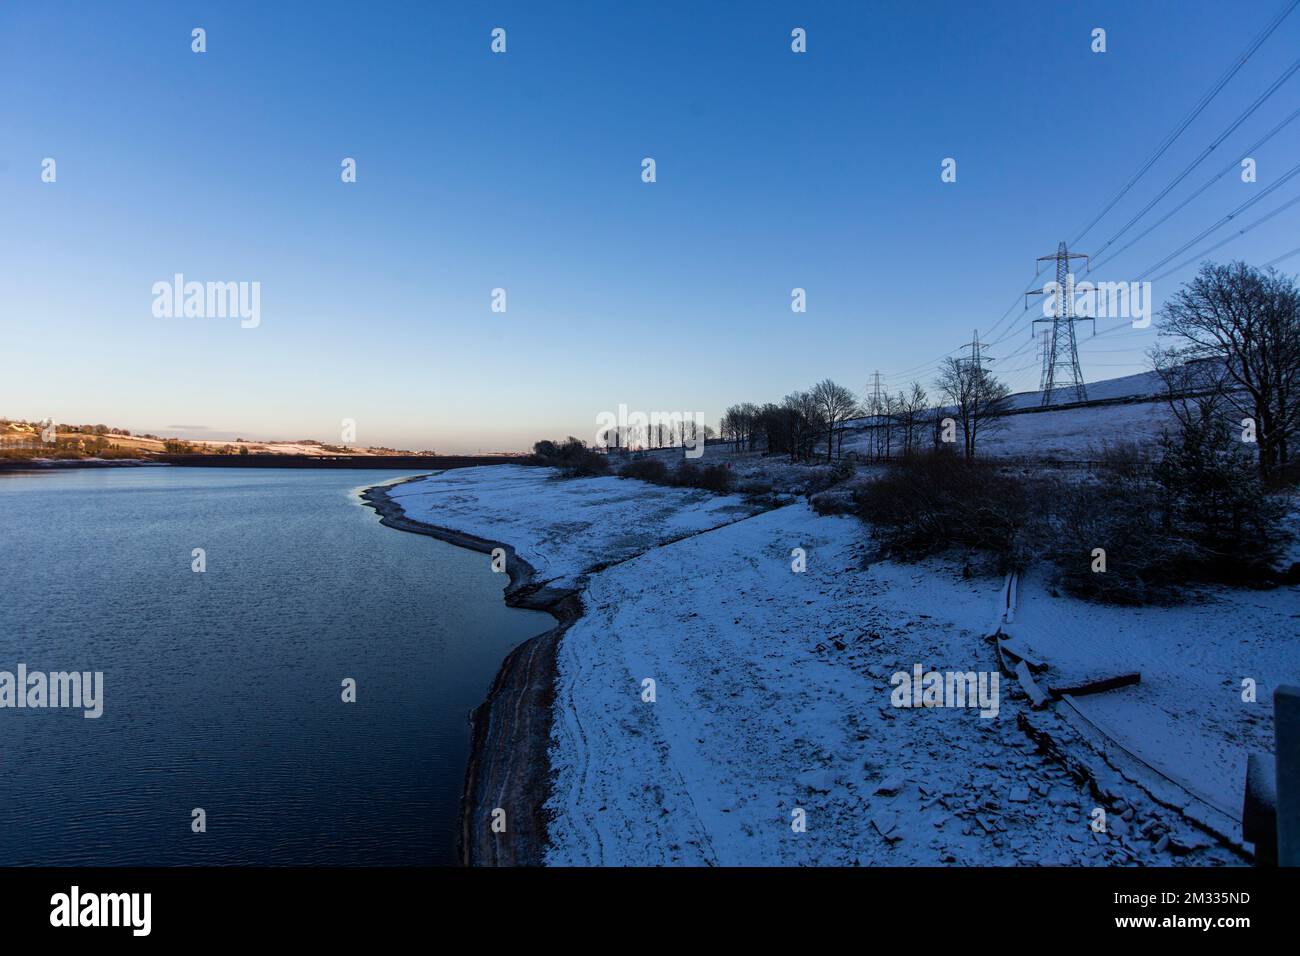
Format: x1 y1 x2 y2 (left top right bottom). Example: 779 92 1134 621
853 450 1036 569
530 437 610 477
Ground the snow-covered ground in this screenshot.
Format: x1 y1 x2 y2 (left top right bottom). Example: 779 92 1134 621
386 465 762 588
838 398 1176 462
974 399 1175 459
546 503 1126 865
1007 571 1300 817
385 464 1272 866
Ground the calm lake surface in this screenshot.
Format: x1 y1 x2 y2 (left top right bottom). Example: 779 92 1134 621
0 466 550 865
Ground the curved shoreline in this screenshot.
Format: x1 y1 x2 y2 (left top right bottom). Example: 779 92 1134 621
360 477 580 866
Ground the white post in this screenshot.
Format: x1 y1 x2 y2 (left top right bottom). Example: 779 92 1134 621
1278 685 1300 867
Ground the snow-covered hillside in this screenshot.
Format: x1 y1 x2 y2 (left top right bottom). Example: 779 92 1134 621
840 398 1177 462
1002 367 1168 411
840 366 1200 461
974 400 1176 459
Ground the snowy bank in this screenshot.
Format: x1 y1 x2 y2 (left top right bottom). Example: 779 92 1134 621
380 464 1267 866
1005 572 1300 819
387 464 763 589
543 501 1240 865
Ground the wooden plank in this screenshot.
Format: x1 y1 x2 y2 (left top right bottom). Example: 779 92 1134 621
1048 672 1140 698
998 636 1046 672
1014 659 1050 709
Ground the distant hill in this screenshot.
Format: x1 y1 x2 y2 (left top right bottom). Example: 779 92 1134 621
0 419 441 460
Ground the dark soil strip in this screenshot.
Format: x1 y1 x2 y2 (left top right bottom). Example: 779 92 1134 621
361 478 581 866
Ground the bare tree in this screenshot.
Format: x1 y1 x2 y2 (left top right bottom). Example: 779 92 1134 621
1150 348 1233 434
721 402 762 453
881 391 900 460
782 391 826 463
936 357 1012 459
752 403 782 457
1157 261 1300 479
743 403 761 451
897 381 929 456
721 407 741 452
810 379 860 462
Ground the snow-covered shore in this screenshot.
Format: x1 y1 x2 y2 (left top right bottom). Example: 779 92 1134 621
386 465 764 589
379 464 1292 866
545 503 1106 865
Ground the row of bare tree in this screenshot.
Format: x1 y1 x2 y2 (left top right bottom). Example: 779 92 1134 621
721 360 1013 463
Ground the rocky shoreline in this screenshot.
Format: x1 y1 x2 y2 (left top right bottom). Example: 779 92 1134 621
360 477 580 866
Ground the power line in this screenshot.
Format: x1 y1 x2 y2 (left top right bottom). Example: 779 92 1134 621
992 333 1040 366
1264 244 1300 267
1091 320 1158 343
983 272 1054 348
1091 101 1300 272
873 270 1043 389
1068 0 1299 247
1149 188 1300 282
876 3 1300 395
1137 159 1300 278
1090 56 1300 262
875 348 963 381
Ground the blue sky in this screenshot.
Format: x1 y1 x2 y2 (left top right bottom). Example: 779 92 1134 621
2 0 1298 452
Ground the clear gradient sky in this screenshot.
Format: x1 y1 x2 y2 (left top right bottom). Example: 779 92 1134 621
3 1 1299 452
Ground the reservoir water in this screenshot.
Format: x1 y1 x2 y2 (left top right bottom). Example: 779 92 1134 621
0 466 550 865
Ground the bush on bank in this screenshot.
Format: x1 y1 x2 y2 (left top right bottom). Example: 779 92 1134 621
618 456 734 494
854 437 1292 605
853 450 1038 572
530 438 610 477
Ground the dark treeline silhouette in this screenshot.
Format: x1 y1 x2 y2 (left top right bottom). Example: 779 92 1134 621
721 365 1013 463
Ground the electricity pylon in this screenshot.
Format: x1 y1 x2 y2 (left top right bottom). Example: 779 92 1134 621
1025 242 1094 406
959 329 992 372
1037 328 1052 387
868 370 884 458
